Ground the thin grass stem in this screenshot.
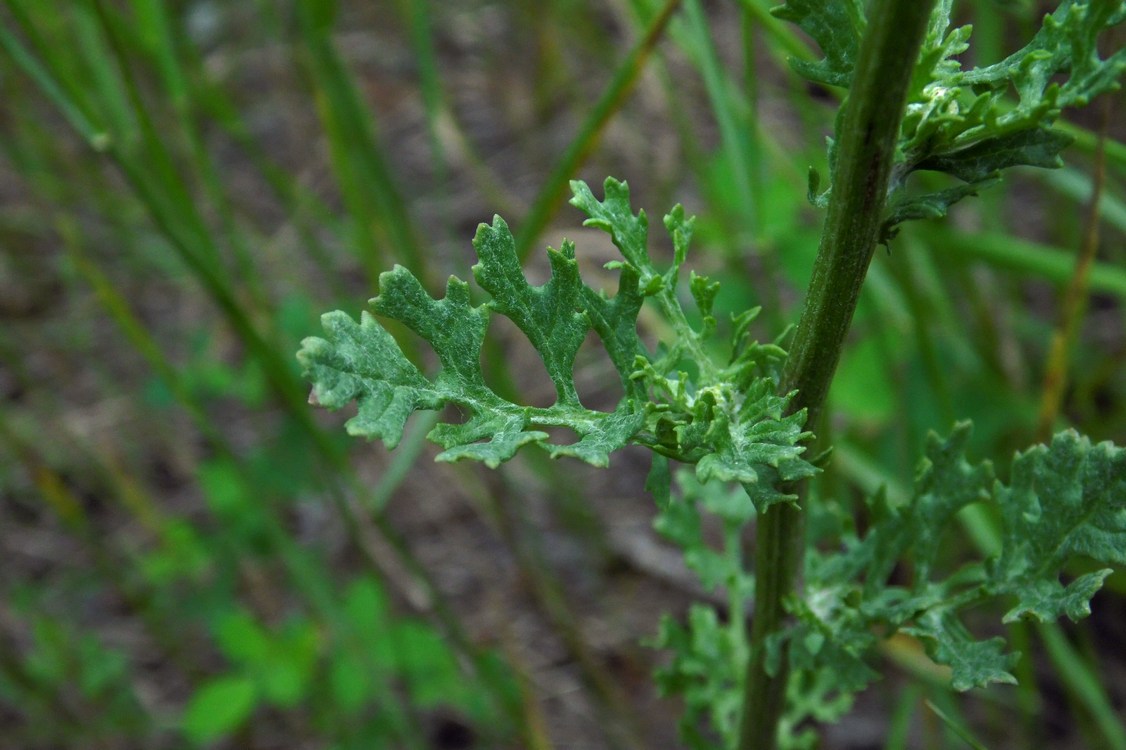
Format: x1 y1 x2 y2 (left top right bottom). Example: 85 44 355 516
513 0 682 262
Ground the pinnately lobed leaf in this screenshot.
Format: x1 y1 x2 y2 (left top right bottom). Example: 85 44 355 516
789 424 1126 703
770 0 865 87
300 211 641 469
992 430 1126 622
784 0 1126 241
299 179 815 507
649 470 757 750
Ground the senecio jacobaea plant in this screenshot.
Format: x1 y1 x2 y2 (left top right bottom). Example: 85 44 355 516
300 0 1126 747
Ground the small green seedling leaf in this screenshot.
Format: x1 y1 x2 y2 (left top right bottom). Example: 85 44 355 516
182 674 258 745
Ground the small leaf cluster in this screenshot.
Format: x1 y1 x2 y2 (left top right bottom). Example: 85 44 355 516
649 471 756 750
181 576 504 745
647 467 863 750
650 425 1126 748
780 0 1126 239
780 424 1126 720
298 179 815 510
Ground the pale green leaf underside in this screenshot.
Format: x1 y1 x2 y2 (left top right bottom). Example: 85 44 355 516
994 430 1126 621
904 611 1018 692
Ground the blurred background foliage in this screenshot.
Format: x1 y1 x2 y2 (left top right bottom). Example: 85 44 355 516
0 0 1123 748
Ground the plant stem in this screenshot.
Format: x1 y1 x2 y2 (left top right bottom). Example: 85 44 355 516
737 1 938 748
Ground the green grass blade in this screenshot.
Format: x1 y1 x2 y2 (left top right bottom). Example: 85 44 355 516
369 411 440 513
886 683 924 750
5 15 501 713
1039 624 1126 750
0 11 106 148
396 0 448 185
295 0 428 286
115 0 271 310
924 699 991 750
927 228 1126 300
1041 166 1126 235
513 0 683 262
680 0 757 241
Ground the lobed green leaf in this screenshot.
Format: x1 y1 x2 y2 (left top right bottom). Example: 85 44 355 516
770 0 864 87
775 0 1126 241
992 430 1126 622
299 211 642 468
790 423 1126 708
301 179 814 488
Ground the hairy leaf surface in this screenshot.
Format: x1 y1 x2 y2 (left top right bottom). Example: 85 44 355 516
777 0 1126 240
790 424 1126 704
770 0 864 87
301 179 814 498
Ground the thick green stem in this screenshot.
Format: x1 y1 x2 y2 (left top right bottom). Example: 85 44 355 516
737 1 938 748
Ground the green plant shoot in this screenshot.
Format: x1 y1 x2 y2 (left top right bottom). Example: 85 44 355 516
300 1 1126 747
